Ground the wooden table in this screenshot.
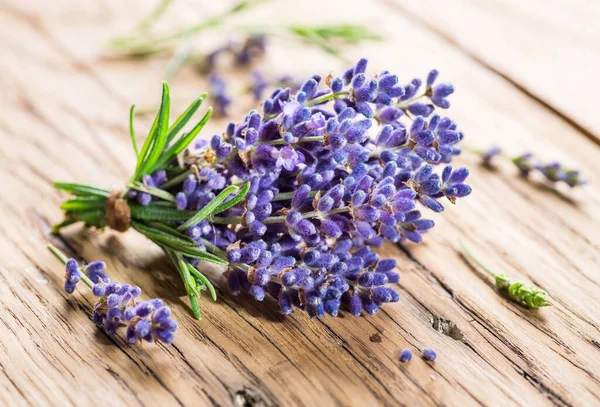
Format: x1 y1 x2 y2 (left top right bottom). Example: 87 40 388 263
2 1 599 406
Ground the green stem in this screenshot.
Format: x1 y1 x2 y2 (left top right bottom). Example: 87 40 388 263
160 169 191 190
263 135 325 146
460 242 498 279
112 0 267 55
272 190 319 202
210 206 350 225
369 143 410 158
306 90 349 107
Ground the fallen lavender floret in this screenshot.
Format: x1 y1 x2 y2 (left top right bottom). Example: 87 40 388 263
477 146 585 188
422 347 437 361
53 58 471 319
400 349 413 363
49 244 178 344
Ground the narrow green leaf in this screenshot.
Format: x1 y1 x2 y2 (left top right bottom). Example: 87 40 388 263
129 104 139 157
164 249 201 305
133 221 227 265
129 203 196 221
129 182 175 202
60 198 107 212
187 264 217 301
50 218 77 234
188 294 201 319
135 107 160 174
132 221 198 250
159 169 191 190
140 82 171 175
211 181 250 215
146 222 194 242
70 209 106 226
176 184 239 231
152 107 213 172
176 246 228 265
54 182 110 198
166 94 206 145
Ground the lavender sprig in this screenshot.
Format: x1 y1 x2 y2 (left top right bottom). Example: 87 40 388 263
461 243 549 309
109 0 381 79
475 146 586 188
48 244 178 344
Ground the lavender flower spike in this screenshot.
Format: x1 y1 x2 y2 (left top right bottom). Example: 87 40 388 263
48 244 177 345
476 146 586 188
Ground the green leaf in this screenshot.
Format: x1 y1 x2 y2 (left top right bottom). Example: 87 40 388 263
176 246 228 265
128 182 175 202
211 181 250 215
140 82 171 176
146 221 195 242
132 221 199 251
54 182 110 198
129 104 139 157
129 203 196 221
60 198 107 212
187 263 217 301
133 221 227 265
135 106 160 175
50 218 77 234
176 184 239 231
159 169 191 190
166 94 206 145
153 107 213 171
188 294 201 319
70 209 106 227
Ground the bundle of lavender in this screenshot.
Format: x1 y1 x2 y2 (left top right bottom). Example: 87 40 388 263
53 58 471 320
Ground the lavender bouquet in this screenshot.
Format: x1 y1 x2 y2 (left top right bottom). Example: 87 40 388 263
53 58 471 319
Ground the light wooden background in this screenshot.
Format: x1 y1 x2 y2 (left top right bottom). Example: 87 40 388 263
1 1 600 406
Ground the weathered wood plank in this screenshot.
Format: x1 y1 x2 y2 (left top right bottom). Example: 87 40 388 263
1 0 599 406
382 0 600 143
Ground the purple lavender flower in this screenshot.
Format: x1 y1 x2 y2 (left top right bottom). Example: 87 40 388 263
249 70 269 100
400 349 413 363
222 240 400 317
54 247 177 345
64 258 81 293
209 73 232 116
422 347 437 361
482 146 502 166
477 148 586 188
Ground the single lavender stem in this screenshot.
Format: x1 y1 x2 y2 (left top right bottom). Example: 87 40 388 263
263 136 325 146
160 170 191 190
209 206 350 225
462 146 512 160
306 90 349 107
461 242 549 309
272 190 320 202
395 93 427 110
47 244 94 289
461 243 497 279
369 142 410 158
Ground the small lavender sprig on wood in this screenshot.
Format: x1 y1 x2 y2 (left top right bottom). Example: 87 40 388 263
47 244 178 344
471 146 586 188
108 0 381 79
461 243 550 309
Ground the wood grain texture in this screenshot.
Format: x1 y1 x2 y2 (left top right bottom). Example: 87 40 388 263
1 0 600 406
384 0 600 144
